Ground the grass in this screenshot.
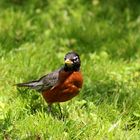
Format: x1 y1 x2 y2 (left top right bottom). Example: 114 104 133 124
0 0 140 139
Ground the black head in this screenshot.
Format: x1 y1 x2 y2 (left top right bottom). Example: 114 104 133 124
64 52 81 72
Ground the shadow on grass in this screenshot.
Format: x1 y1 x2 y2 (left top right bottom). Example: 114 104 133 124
0 0 49 10
66 17 139 60
0 0 140 60
63 0 140 60
17 88 68 120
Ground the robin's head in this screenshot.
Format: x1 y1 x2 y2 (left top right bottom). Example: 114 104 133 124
64 52 81 71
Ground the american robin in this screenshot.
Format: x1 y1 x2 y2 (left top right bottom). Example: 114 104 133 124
16 52 83 115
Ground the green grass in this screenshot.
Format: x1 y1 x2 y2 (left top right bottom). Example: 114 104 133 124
0 0 140 139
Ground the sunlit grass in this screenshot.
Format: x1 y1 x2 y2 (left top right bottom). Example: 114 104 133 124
0 0 140 139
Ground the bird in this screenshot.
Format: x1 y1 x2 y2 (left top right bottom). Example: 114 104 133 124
16 52 83 116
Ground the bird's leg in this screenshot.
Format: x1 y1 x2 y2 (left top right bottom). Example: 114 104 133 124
48 103 64 120
47 104 56 117
47 104 52 114
57 103 63 120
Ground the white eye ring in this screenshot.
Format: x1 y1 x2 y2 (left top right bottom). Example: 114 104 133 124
73 56 78 60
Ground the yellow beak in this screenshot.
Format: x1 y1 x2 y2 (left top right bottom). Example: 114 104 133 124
65 59 73 66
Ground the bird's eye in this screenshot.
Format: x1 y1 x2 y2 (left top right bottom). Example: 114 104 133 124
73 56 78 62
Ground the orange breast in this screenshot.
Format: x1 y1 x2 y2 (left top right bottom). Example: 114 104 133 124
42 71 83 104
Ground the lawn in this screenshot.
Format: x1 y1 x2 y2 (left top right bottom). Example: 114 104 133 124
0 0 140 139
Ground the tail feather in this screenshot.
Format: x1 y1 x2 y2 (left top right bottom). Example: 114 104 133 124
16 80 43 92
16 83 32 87
16 81 39 88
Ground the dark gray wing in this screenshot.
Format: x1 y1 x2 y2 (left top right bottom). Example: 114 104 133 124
36 69 60 92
